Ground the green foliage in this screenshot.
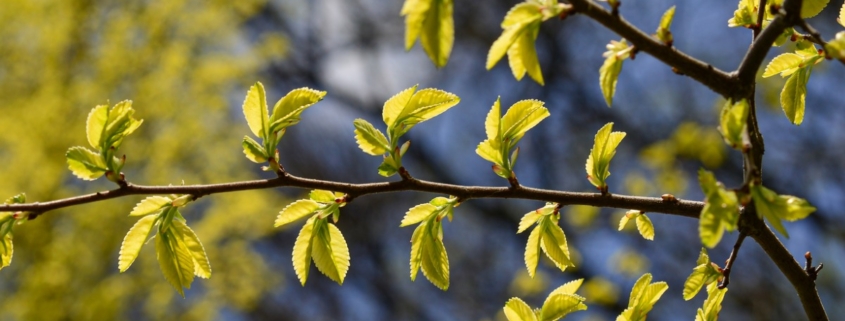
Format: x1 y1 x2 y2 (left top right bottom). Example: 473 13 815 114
682 248 723 301
119 195 211 296
750 184 816 237
0 194 25 271
586 123 626 192
487 0 570 85
801 0 830 18
354 85 460 177
618 210 655 241
697 169 740 248
728 0 756 28
241 82 326 169
502 278 588 321
695 283 728 321
599 40 632 107
616 273 668 321
401 0 455 67
67 101 143 182
277 190 350 285
519 203 574 278
655 6 676 45
763 42 822 125
476 97 549 181
825 32 845 62
403 196 457 290
719 99 750 150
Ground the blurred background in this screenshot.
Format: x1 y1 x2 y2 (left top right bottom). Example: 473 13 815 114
0 0 843 320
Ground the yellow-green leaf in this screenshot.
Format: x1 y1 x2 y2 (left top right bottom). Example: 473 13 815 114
728 0 756 27
504 297 539 321
524 224 542 278
66 146 108 180
382 85 417 130
311 221 350 285
476 140 502 166
242 82 269 139
655 6 676 44
801 0 829 18
0 234 12 270
600 54 624 107
839 3 845 27
293 217 316 285
622 273 668 320
242 135 269 163
540 293 588 321
420 222 450 290
485 97 502 145
130 196 171 216
156 230 194 297
719 99 749 149
782 195 816 221
353 119 390 155
118 215 157 272
683 263 722 301
751 184 816 237
409 222 426 280
518 210 544 234
172 219 212 279
696 283 728 321
586 123 626 189
421 0 454 67
540 220 573 271
487 3 542 70
635 215 655 241
102 100 143 149
698 169 740 248
501 99 549 143
268 88 326 133
507 21 544 85
275 199 321 228
390 88 460 138
86 105 108 149
550 278 585 297
402 203 437 227
762 53 803 78
780 66 811 125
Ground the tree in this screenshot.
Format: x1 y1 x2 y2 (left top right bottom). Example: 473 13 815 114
0 0 843 320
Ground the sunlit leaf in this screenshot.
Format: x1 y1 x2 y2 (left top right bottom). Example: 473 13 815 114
683 260 722 300
487 3 542 70
410 222 426 280
801 0 829 18
827 32 845 60
525 224 542 278
353 119 390 155
275 200 321 228
586 123 626 190
311 221 350 285
762 53 803 78
635 215 655 241
402 0 454 67
518 210 544 234
66 146 108 180
419 222 450 290
172 219 212 279
549 278 584 297
102 100 143 149
728 0 756 28
391 88 460 139
156 230 194 297
618 273 668 321
507 21 544 85
293 217 316 285
242 135 268 163
655 6 676 44
269 88 326 132
309 190 337 203
86 105 108 149
118 215 157 272
382 85 417 130
780 65 812 125
501 99 549 143
130 196 171 216
402 203 437 227
540 293 588 321
242 82 269 139
600 40 630 107
504 297 539 321
719 99 749 149
540 220 573 271
698 169 740 248
840 3 845 27
751 184 816 237
0 234 12 270
696 283 728 321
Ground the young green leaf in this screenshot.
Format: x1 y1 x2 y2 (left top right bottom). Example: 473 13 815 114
728 0 756 28
539 293 588 321
524 223 543 278
617 273 669 321
477 97 549 180
762 53 803 78
402 203 437 227
540 220 574 271
66 146 108 180
171 219 212 279
268 88 326 133
655 6 676 45
118 215 158 272
353 119 390 155
242 136 268 163
388 87 460 139
102 100 143 150
130 196 171 216
293 216 317 286
586 123 626 192
751 184 816 237
419 222 450 290
487 3 544 85
501 99 550 143
600 40 631 107
401 0 454 68
683 249 722 300
635 215 655 241
503 297 539 321
518 210 544 234
827 32 845 60
311 221 350 285
409 221 426 281
86 104 108 149
309 190 339 203
719 99 750 149
695 283 728 321
780 65 812 125
839 3 845 27
275 199 321 228
242 82 269 139
698 169 740 248
0 233 11 270
156 230 195 297
801 0 829 18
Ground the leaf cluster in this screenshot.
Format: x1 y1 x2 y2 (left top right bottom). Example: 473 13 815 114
476 97 549 181
518 203 574 278
502 278 588 321
0 194 25 271
66 101 143 182
402 196 458 290
616 273 668 321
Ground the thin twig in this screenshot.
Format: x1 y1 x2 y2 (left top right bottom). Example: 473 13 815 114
718 233 748 289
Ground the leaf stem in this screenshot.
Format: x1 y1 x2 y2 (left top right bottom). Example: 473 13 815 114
718 232 747 289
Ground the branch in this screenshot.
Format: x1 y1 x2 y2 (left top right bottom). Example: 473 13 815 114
0 172 703 218
567 0 736 97
718 232 747 289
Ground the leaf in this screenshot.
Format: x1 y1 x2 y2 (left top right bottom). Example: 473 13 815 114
86 104 108 149
540 220 573 271
269 88 326 132
311 221 350 285
309 190 337 203
172 219 212 279
586 123 626 189
655 6 676 44
683 263 722 301
751 184 816 237
485 97 502 145
840 2 845 27
0 234 12 270
242 82 269 139
635 214 655 241
696 247 710 266
618 211 636 231
728 0 756 28
503 297 539 321
402 203 437 227
698 169 740 248
801 0 829 18
696 283 728 321
540 293 588 321
782 195 816 221
420 0 454 68
390 88 461 139
353 119 390 155
156 230 194 297
66 146 108 180
501 100 550 144
518 210 544 234
524 224 542 278
762 53 803 78
102 100 143 150
506 21 544 85
487 3 542 70
382 85 418 131
292 217 316 285
420 222 450 290
128 196 170 216
242 136 268 163
409 222 426 280
118 215 158 272
719 99 749 149
780 66 811 125
275 200 321 228
599 54 625 107
476 140 502 166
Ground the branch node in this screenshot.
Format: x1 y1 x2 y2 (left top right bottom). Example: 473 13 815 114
718 233 748 289
398 167 413 181
805 251 823 281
